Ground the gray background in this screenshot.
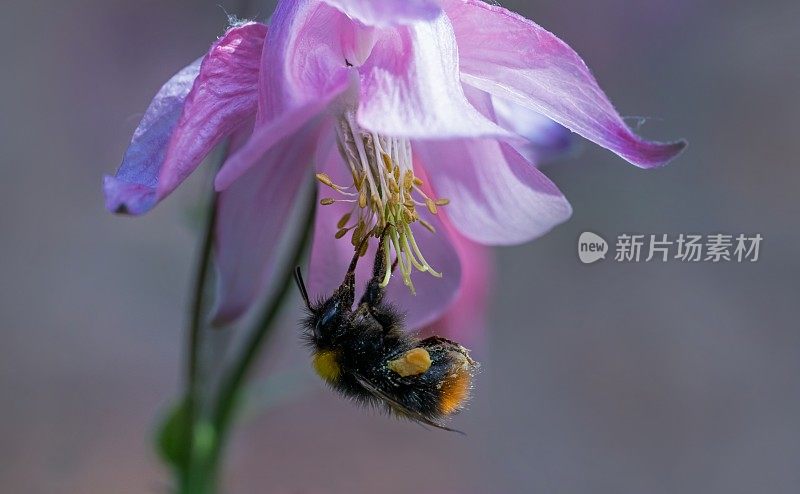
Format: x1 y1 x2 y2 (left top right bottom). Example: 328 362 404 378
1 0 798 492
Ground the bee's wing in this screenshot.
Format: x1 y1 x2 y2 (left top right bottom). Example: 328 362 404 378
352 372 465 435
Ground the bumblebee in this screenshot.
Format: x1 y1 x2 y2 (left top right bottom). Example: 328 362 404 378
294 233 477 432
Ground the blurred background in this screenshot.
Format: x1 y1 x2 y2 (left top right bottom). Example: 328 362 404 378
1 0 798 492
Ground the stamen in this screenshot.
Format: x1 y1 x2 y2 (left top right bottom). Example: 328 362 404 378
315 173 334 188
328 111 451 293
425 198 437 215
337 212 352 229
419 219 436 234
381 152 393 173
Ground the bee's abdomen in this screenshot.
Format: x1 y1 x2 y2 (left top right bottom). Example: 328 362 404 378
380 345 475 419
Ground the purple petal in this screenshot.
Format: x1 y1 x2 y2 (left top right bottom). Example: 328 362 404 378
156 23 267 198
214 1 354 189
103 22 267 215
212 122 323 325
321 0 440 26
356 13 509 140
258 0 352 119
103 60 200 214
443 0 686 168
213 85 347 190
415 138 572 245
307 144 461 330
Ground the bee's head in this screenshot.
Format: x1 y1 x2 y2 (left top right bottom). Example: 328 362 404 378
294 266 353 347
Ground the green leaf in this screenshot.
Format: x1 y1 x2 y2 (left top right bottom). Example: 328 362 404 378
155 398 218 474
155 398 191 471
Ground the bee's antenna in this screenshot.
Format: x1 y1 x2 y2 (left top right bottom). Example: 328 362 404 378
293 266 312 310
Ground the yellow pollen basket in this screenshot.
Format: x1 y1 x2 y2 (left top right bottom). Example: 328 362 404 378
388 348 432 377
313 350 341 382
316 113 449 294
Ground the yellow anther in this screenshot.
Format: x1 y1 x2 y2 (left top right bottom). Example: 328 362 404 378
352 222 365 246
419 219 436 234
315 173 334 188
435 198 450 206
337 212 351 229
358 190 367 208
381 152 393 172
335 228 349 239
403 170 414 190
320 198 335 206
425 198 437 215
413 176 423 186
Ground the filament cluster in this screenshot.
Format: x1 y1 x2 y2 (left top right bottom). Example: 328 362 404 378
317 112 450 293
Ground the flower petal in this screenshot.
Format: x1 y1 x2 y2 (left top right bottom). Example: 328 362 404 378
212 121 323 325
321 0 440 27
103 59 201 214
356 13 509 140
213 85 347 190
415 138 572 245
103 22 267 215
259 0 352 117
442 0 686 168
214 2 354 189
157 23 268 199
307 144 461 330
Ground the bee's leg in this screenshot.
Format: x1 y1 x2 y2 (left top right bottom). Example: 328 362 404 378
334 243 363 309
360 232 391 308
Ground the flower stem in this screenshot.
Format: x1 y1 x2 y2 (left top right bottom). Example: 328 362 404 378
207 181 317 481
181 190 219 493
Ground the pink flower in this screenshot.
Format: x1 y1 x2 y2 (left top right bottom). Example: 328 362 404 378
104 0 684 332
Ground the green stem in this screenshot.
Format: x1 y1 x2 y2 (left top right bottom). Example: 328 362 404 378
180 139 236 492
208 182 317 476
182 190 219 493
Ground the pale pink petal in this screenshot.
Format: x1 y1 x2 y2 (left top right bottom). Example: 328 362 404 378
422 220 492 348
356 13 509 140
212 121 324 325
214 2 355 188
156 22 268 199
307 144 461 330
258 0 353 117
442 0 686 168
213 84 347 190
321 0 440 27
103 59 201 214
415 138 572 245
